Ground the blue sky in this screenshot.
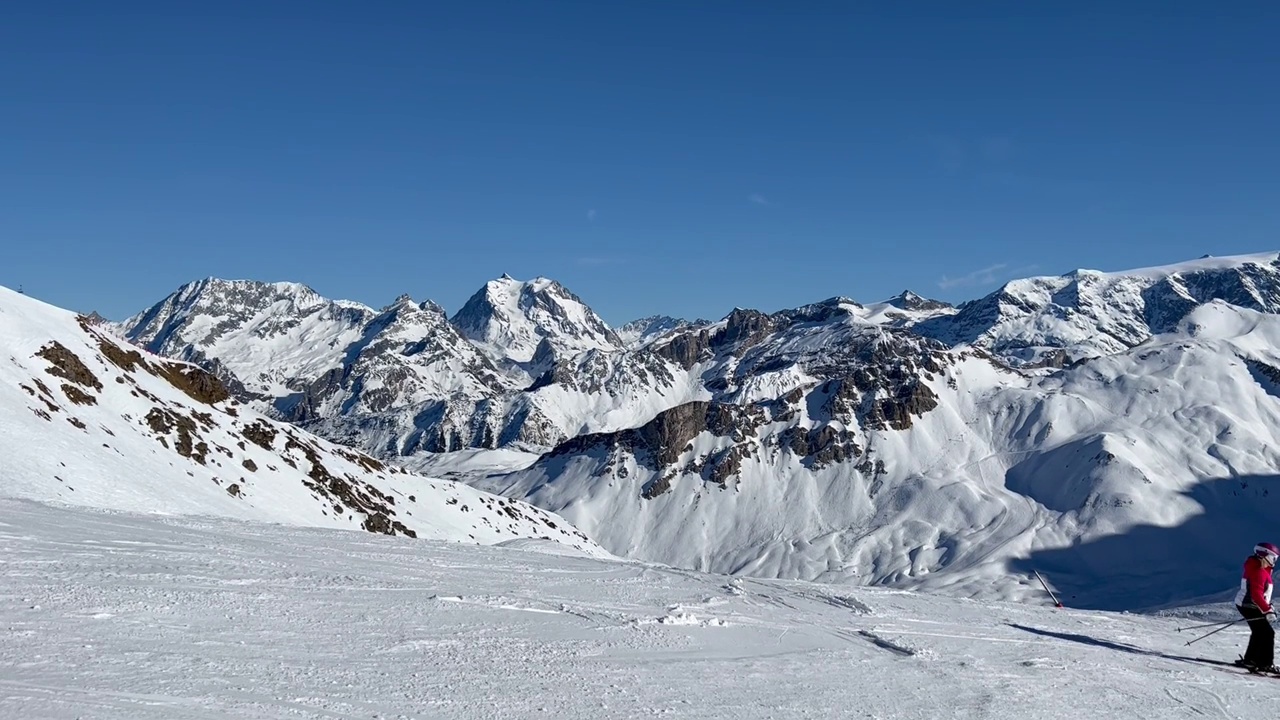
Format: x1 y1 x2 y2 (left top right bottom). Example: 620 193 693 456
3 2 1277 325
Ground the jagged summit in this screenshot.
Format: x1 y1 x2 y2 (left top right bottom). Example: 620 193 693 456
449 275 621 366
886 290 951 312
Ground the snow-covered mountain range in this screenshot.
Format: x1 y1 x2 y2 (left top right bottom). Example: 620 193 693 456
0 286 601 552
104 251 1280 607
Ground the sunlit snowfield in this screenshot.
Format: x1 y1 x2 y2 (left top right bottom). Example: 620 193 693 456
3 499 1277 719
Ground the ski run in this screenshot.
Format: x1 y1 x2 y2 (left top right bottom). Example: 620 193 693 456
2 499 1278 719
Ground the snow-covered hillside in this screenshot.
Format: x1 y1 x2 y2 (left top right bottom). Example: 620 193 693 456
0 498 1273 719
0 286 601 551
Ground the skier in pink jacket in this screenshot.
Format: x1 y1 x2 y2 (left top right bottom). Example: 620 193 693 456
1234 542 1279 672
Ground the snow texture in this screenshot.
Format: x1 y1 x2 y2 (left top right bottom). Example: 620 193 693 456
0 498 1274 719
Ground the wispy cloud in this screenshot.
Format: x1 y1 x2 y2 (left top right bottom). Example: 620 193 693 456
938 263 1009 290
938 262 1040 291
586 209 597 222
749 193 771 207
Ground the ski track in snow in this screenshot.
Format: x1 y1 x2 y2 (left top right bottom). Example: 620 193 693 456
2 499 1279 719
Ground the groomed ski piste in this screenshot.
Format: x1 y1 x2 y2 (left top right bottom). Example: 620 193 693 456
2 498 1276 719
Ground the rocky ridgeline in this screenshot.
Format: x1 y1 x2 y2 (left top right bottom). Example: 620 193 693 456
116 255 1280 481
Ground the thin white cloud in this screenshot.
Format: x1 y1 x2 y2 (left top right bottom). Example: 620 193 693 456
749 194 771 207
938 263 1009 290
938 263 1042 291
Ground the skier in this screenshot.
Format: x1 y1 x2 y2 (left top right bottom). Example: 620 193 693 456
1234 541 1279 673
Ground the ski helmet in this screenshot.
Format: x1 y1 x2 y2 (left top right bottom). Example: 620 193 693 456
1255 542 1279 564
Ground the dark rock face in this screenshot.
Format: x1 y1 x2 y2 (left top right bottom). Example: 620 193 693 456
779 424 862 469
715 309 780 354
887 291 951 313
242 421 278 450
634 402 714 467
155 363 230 405
36 342 102 391
1142 279 1203 335
654 328 713 370
865 379 939 431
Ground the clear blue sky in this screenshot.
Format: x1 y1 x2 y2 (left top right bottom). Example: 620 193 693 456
3 2 1277 325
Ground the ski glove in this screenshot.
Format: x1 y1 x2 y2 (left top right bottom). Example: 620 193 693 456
1266 611 1277 622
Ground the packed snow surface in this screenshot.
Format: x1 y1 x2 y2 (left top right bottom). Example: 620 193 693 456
2 499 1278 720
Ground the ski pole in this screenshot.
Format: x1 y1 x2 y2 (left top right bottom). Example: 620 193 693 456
1184 618 1246 646
1178 619 1240 632
1033 569 1063 608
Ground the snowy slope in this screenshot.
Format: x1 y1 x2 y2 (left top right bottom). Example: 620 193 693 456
0 286 601 551
0 498 1274 720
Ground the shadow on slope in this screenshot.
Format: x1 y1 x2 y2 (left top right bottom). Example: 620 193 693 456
1010 474 1280 612
1007 624 1240 670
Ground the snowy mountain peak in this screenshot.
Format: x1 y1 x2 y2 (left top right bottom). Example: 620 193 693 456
887 290 951 312
450 275 622 365
119 278 376 397
915 252 1280 365
616 315 709 349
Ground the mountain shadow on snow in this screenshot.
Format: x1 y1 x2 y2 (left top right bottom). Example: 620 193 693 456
1011 474 1280 611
